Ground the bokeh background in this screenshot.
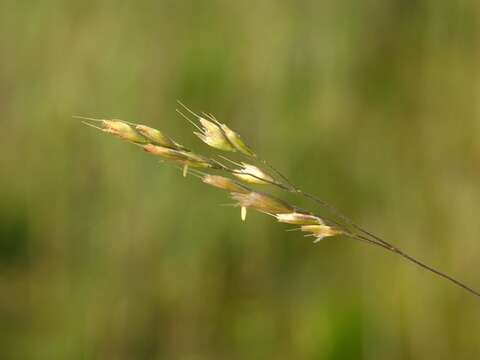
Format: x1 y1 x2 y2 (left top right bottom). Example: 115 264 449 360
1 0 480 359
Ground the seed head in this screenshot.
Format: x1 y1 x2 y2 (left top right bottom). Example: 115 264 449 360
231 192 293 215
202 175 249 193
102 120 148 144
276 213 324 225
233 163 274 185
195 118 235 152
300 225 344 243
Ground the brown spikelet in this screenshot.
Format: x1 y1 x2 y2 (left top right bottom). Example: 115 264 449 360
231 192 293 215
143 144 213 168
202 175 249 194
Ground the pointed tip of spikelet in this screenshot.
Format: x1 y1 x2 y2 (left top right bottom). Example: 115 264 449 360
300 225 344 242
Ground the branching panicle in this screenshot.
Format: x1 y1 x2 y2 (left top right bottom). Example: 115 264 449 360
79 105 480 299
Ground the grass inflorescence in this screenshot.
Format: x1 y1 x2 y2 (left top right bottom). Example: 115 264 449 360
78 103 480 299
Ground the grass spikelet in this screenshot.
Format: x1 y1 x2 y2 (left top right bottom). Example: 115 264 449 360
232 163 274 185
194 117 236 151
231 192 293 216
219 123 255 156
202 175 250 194
201 111 255 156
143 144 188 160
177 102 235 151
276 213 324 225
135 125 178 148
300 225 344 243
78 116 148 144
143 144 213 169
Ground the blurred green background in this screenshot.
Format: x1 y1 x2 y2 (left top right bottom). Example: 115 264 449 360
1 0 480 359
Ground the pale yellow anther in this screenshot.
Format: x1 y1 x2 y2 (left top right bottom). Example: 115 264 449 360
241 206 247 221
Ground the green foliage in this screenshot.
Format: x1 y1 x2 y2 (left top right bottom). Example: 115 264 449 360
1 0 480 359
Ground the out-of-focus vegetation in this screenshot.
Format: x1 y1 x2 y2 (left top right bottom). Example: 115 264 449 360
1 0 479 359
